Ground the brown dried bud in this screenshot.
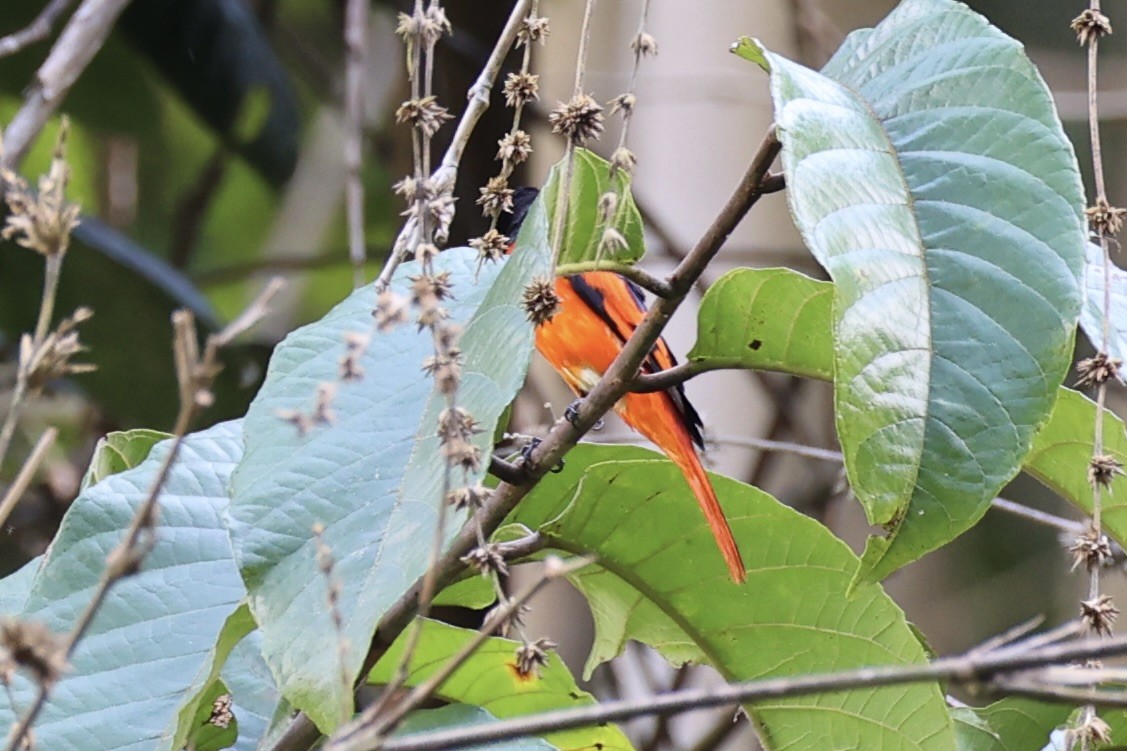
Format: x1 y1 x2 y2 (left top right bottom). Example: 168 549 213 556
515 637 557 678
395 95 453 137
447 482 491 510
313 382 337 426
631 31 658 57
477 176 515 218
209 693 234 729
0 618 67 686
497 130 533 165
1087 197 1126 236
503 72 540 109
1072 9 1112 47
422 5 452 44
395 11 422 41
521 277 562 326
1066 708 1113 749
339 331 370 381
600 227 628 255
610 146 637 177
548 94 605 145
1089 453 1124 490
1071 528 1114 571
438 406 482 442
374 290 410 332
461 543 508 576
1076 352 1122 388
485 597 530 638
517 14 550 46
275 408 314 436
1082 593 1119 636
608 93 636 116
442 437 481 472
470 229 511 263
2 120 80 258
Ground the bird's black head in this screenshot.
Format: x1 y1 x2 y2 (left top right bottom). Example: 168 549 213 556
496 187 540 239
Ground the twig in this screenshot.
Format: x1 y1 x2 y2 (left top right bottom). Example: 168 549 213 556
378 634 1127 751
2 0 133 169
375 0 533 292
554 260 673 297
0 0 76 58
990 497 1083 535
1 278 284 751
325 556 591 751
343 0 370 287
0 427 57 530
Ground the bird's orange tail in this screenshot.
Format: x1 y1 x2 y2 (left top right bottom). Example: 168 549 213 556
668 445 746 583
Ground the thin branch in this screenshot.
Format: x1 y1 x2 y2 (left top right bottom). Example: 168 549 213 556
343 0 370 287
379 634 1127 751
2 279 283 751
0 427 57 530
375 0 533 292
990 497 1083 535
554 260 673 298
489 454 525 484
0 0 76 58
2 0 133 169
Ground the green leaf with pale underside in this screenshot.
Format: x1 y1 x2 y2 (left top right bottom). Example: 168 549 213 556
227 203 551 731
736 0 1085 584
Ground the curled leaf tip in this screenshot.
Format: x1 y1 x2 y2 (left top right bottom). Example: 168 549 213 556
730 36 770 71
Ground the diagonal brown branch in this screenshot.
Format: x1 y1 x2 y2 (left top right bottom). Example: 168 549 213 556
265 128 781 751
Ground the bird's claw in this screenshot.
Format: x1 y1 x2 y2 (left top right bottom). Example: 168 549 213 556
565 400 604 431
521 437 565 474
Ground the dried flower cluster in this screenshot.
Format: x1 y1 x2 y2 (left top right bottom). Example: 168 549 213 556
2 122 81 258
469 7 548 265
0 617 68 687
1072 8 1113 47
1076 352 1122 388
1086 197 1126 237
1081 593 1119 636
18 307 96 393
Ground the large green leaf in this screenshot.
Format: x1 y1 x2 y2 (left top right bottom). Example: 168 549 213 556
542 148 645 269
370 619 633 751
691 267 1127 553
0 421 246 751
737 0 1085 584
508 444 953 751
689 267 832 380
227 213 550 730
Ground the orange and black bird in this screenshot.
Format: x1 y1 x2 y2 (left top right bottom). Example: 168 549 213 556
499 188 746 583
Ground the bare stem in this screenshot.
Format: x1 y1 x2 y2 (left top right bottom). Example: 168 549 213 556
376 0 534 292
378 633 1127 751
2 0 133 169
0 0 76 58
0 427 57 530
343 0 370 287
